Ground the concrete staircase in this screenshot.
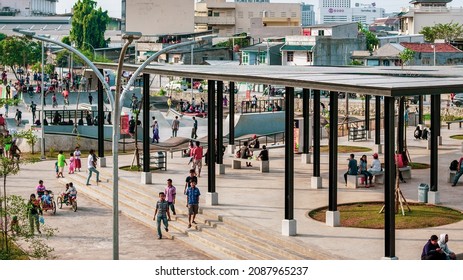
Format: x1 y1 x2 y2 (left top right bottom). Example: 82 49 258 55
59 168 332 260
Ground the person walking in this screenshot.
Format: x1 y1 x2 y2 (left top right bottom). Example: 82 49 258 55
88 93 93 105
86 149 100 185
172 116 180 137
30 101 37 122
150 116 157 143
74 146 82 172
152 120 160 143
27 194 42 235
56 150 67 178
164 179 176 216
191 116 198 139
15 109 22 126
186 179 200 229
153 192 170 239
192 141 203 177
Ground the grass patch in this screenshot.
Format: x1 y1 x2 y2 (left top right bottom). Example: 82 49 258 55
120 165 160 172
409 162 430 169
0 236 29 260
309 202 463 229
319 145 372 153
450 135 463 140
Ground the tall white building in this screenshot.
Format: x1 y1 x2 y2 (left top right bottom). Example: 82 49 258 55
318 0 385 25
301 3 315 26
0 0 57 16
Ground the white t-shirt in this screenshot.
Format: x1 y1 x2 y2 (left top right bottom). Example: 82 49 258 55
88 154 95 169
370 159 381 172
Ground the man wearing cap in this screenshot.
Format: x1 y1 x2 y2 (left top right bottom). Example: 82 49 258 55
368 153 382 176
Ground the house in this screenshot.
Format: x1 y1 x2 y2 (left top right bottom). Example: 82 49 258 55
351 42 463 66
240 42 284 65
281 22 366 66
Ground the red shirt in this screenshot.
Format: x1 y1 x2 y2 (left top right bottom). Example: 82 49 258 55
192 146 203 160
0 116 4 125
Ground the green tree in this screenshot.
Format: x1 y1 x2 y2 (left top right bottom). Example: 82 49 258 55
420 22 463 43
398 48 415 69
0 36 41 80
215 33 251 49
358 23 379 52
70 0 110 51
0 33 6 42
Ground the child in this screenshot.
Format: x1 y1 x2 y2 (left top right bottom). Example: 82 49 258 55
41 190 51 206
55 161 59 177
68 152 75 174
10 216 19 236
153 192 170 239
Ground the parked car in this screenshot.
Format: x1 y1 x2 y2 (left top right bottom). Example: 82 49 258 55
452 93 463 107
163 80 187 91
407 95 419 104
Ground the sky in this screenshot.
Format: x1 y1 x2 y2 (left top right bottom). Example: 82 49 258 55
56 0 463 18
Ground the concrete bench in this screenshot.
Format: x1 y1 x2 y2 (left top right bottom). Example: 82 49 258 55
449 170 457 184
446 120 463 129
346 174 369 189
373 171 385 184
232 158 269 173
398 166 412 179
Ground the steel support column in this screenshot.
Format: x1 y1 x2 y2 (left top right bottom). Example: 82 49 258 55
384 96 396 259
375 96 381 145
430 94 439 192
419 95 424 124
284 87 294 220
142 74 150 173
216 81 224 164
313 90 321 177
207 80 216 193
229 82 235 146
97 69 104 158
365 95 370 133
328 92 338 211
302 88 310 154
398 97 405 153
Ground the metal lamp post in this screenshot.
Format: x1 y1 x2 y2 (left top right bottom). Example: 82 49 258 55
112 31 142 260
39 36 48 159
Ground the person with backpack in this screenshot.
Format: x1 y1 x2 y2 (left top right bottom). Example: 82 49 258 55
451 156 463 186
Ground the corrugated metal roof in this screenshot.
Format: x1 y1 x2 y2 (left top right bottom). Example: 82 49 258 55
95 62 463 97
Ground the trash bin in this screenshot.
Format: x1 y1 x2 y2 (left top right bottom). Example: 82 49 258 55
418 183 429 203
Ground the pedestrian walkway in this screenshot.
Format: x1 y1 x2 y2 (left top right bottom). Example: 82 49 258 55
50 122 463 260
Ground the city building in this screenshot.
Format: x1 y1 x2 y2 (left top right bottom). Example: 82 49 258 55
0 0 57 16
301 3 316 26
195 0 301 37
351 42 463 66
318 0 385 25
122 0 194 34
377 34 424 47
399 0 463 36
369 16 400 34
283 22 366 66
240 42 284 65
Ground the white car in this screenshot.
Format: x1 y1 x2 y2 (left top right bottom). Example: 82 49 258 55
163 81 187 91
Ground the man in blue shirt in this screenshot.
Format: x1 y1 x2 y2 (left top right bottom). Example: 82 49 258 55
186 179 200 228
344 154 358 184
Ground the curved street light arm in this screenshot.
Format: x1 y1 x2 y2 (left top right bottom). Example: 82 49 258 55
27 33 114 111
119 39 199 112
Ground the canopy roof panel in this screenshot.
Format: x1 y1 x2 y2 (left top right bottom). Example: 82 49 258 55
95 63 463 97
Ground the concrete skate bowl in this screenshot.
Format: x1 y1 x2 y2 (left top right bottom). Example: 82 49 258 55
224 111 285 138
308 202 463 229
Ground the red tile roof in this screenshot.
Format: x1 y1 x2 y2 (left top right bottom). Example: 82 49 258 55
400 42 462 53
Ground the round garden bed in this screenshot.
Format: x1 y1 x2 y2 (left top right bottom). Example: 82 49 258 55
308 202 463 229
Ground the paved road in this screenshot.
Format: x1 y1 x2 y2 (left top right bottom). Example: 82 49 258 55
7 160 210 260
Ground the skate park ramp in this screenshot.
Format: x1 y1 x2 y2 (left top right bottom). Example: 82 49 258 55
223 111 285 138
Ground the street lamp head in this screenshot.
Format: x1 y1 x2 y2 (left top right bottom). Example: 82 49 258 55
13 28 36 38
122 32 142 40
